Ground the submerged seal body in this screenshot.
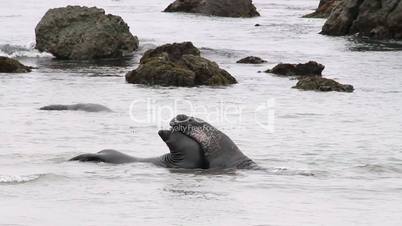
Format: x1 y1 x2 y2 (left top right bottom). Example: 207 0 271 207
40 103 112 112
70 149 136 164
70 130 208 169
170 114 257 169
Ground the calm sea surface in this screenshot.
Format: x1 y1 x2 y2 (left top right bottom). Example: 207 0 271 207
1 0 402 225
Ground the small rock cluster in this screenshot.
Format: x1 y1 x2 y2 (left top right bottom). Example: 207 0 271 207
265 61 353 92
3 3 358 93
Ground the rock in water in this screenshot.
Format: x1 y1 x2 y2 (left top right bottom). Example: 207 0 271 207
125 42 237 87
35 6 139 60
293 76 354 92
265 61 325 76
237 56 267 64
164 0 260 18
321 0 402 39
0 56 32 73
303 0 340 18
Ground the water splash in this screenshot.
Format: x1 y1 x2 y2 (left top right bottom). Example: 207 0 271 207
0 43 52 58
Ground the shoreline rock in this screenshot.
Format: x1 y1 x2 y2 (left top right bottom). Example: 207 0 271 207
0 56 33 73
265 61 324 76
237 56 267 64
125 42 237 87
293 76 354 92
321 0 402 39
35 5 139 60
303 0 340 18
164 0 260 18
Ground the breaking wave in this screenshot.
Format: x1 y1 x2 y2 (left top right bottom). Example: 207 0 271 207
0 43 52 58
0 174 43 184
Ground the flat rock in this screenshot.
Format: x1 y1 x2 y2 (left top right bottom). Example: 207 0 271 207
237 56 267 64
164 0 260 18
293 76 354 92
265 61 325 76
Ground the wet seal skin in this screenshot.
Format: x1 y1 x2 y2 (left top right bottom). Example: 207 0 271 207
39 103 112 112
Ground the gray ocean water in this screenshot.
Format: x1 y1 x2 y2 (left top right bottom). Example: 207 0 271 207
1 0 402 225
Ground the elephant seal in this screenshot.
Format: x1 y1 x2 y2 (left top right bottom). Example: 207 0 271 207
39 103 112 112
170 114 258 169
70 130 208 169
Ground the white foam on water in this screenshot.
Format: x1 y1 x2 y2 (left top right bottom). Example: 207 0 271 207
0 174 42 184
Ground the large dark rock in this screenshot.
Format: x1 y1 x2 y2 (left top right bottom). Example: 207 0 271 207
237 56 267 64
35 6 139 60
265 61 325 76
321 0 402 39
303 0 341 18
0 56 32 73
164 0 260 17
293 76 354 92
125 42 237 87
